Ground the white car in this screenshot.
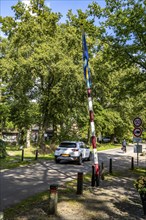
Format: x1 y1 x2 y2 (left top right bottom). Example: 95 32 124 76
54 141 92 165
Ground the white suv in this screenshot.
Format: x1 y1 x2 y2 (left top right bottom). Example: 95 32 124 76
54 141 92 165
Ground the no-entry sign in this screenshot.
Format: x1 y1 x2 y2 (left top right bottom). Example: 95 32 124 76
133 127 142 137
133 117 142 127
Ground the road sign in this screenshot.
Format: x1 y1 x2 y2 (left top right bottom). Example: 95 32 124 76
133 117 142 127
134 145 142 153
133 127 142 137
133 137 142 143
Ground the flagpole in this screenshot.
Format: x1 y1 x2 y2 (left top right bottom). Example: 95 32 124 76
82 30 100 187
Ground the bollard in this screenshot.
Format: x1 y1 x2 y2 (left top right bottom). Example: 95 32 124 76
49 184 58 215
101 162 105 180
109 158 112 174
21 149 24 161
76 172 83 195
35 149 38 160
131 157 134 170
91 165 95 187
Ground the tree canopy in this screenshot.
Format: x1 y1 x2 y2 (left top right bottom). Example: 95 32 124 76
0 0 145 145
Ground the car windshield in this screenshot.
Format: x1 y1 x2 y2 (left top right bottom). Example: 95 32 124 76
59 143 77 148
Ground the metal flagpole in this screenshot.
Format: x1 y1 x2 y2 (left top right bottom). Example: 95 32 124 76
82 31 100 187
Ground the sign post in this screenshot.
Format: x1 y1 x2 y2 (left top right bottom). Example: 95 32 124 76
133 117 143 166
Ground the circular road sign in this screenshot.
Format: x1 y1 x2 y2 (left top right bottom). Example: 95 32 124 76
133 117 142 127
133 127 142 137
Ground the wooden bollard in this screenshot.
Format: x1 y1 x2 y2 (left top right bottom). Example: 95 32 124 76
76 172 83 195
35 150 38 160
49 184 58 215
131 157 134 170
21 149 24 161
109 158 112 174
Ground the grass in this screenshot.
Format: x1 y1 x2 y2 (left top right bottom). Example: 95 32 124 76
133 167 146 175
3 171 91 219
3 166 145 220
3 190 50 219
1 143 121 170
1 145 54 169
97 143 121 151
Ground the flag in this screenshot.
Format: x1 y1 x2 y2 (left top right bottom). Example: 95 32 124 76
82 32 91 88
82 33 89 61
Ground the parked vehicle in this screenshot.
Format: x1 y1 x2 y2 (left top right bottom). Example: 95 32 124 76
102 137 111 143
54 141 92 165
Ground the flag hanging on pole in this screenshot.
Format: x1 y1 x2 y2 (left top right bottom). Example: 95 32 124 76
82 32 91 88
82 33 89 61
82 31 99 187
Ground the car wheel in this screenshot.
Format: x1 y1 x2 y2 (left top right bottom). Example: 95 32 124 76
55 157 60 164
87 152 92 161
78 155 83 165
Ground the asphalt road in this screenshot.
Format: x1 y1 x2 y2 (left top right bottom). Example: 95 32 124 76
0 144 146 211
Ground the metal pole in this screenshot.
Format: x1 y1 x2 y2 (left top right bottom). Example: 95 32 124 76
35 149 38 160
131 157 134 170
82 31 99 187
21 149 24 161
136 143 139 166
109 158 112 174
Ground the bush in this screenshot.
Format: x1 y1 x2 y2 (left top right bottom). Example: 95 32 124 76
0 139 7 158
134 176 146 194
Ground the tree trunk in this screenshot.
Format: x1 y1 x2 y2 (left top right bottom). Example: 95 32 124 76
26 129 31 147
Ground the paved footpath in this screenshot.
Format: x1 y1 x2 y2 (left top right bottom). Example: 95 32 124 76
0 144 146 212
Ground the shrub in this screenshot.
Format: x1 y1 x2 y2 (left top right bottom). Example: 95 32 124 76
0 139 7 158
134 176 146 194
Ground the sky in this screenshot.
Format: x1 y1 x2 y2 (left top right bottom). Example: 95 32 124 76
0 0 106 22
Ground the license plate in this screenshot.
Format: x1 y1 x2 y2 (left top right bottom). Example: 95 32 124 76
61 154 69 157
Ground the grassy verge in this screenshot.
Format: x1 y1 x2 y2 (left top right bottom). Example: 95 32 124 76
3 173 91 219
133 167 146 175
97 143 121 151
1 145 54 169
1 143 121 170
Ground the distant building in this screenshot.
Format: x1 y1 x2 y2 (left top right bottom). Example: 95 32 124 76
2 131 19 143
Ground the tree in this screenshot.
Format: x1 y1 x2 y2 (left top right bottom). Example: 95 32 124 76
87 0 146 137
0 0 88 145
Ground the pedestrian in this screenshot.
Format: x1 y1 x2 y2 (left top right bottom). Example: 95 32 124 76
121 138 127 153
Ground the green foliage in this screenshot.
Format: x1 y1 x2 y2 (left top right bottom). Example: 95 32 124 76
134 176 146 194
0 0 145 143
142 131 146 141
0 139 7 158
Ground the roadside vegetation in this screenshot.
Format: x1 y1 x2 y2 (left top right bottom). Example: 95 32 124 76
0 144 54 169
0 0 146 153
0 142 121 169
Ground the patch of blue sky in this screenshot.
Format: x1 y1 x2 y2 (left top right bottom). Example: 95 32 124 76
0 0 106 20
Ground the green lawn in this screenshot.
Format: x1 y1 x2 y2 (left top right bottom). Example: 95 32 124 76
1 145 54 169
1 143 121 170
